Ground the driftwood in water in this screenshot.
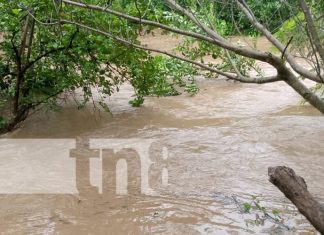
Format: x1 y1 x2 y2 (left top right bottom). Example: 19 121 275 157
268 166 324 234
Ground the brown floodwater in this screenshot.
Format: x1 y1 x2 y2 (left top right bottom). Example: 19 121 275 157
0 34 323 234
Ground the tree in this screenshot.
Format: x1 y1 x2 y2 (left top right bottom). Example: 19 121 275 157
0 0 323 134
0 0 198 133
50 0 324 111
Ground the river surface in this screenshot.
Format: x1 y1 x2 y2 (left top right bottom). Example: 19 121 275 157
0 35 323 234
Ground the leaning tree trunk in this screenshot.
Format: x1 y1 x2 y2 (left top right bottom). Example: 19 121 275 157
268 166 324 234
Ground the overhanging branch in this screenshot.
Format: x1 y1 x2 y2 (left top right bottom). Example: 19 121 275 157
61 0 279 66
61 19 281 84
235 0 323 83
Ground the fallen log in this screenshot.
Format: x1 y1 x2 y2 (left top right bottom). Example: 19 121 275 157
268 166 324 234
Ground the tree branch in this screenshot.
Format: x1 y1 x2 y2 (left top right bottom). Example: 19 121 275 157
268 166 324 234
22 28 78 73
165 0 224 41
61 0 282 66
235 0 323 83
298 0 324 64
61 19 281 84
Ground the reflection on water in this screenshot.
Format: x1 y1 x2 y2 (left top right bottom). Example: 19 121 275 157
0 34 323 234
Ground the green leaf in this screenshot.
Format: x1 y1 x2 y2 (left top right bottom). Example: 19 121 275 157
243 202 251 213
12 9 21 15
272 209 280 217
99 101 111 113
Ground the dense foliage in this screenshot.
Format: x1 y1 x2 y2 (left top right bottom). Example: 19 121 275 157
214 0 295 35
0 0 198 132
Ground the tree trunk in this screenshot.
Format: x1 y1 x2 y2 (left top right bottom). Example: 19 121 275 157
268 166 324 234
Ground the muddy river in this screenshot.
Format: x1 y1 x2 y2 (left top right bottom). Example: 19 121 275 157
0 35 323 234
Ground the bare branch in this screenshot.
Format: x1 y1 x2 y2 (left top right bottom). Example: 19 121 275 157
225 49 244 76
298 0 324 64
165 0 224 41
235 0 323 83
23 7 59 26
61 0 282 67
61 19 281 84
281 36 293 60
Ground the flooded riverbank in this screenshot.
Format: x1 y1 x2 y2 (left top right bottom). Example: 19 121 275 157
0 33 323 234
1 78 323 234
